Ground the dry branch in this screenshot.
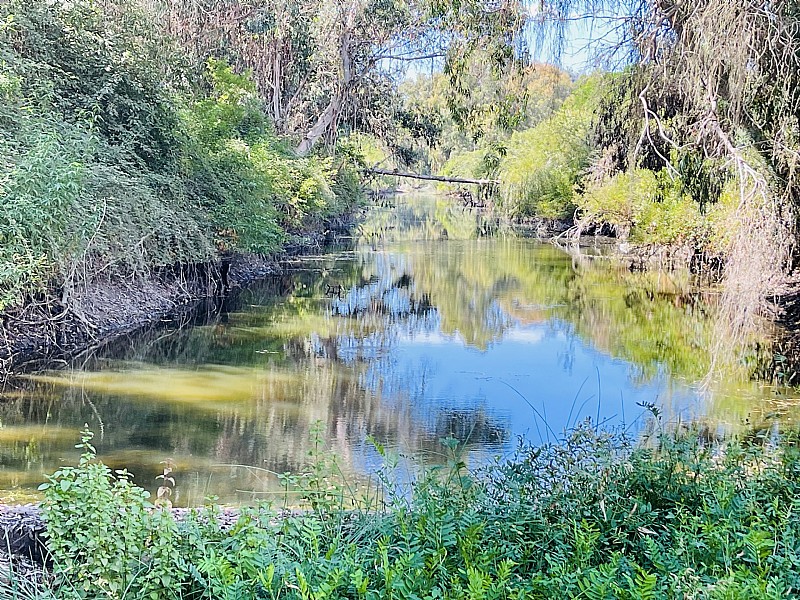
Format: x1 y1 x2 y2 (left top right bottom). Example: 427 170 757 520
365 168 499 185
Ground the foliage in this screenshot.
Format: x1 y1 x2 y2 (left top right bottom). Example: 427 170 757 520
440 147 494 181
537 0 800 335
33 423 800 599
166 0 528 155
577 168 712 248
495 75 601 219
0 0 361 312
400 63 572 173
39 427 181 599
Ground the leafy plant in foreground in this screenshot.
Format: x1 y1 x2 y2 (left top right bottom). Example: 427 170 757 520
39 426 181 599
33 422 800 599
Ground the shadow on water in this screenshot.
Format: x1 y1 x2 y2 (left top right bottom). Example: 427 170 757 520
0 192 793 504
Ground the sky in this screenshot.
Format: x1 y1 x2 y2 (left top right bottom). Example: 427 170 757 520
398 13 627 79
529 15 627 75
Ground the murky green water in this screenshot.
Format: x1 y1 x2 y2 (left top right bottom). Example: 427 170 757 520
0 194 793 504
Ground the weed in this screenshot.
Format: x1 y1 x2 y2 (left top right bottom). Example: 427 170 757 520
33 422 800 599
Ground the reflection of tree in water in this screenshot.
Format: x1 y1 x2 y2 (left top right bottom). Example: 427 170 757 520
0 353 498 501
0 195 784 502
433 409 508 448
379 236 739 380
357 196 493 244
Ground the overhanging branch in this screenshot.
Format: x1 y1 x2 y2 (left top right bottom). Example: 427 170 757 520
365 168 499 185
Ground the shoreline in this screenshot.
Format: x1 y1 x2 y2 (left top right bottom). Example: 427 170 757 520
0 221 355 379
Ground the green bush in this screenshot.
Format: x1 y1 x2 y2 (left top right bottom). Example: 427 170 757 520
31 423 800 599
578 169 661 238
577 167 724 248
496 76 602 219
441 147 495 181
0 1 362 311
39 428 181 599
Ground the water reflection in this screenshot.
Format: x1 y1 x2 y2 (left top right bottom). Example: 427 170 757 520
0 193 788 504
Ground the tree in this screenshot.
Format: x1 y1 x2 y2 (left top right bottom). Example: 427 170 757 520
535 0 800 336
162 0 526 155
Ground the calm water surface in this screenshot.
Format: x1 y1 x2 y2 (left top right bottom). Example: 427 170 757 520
0 194 793 503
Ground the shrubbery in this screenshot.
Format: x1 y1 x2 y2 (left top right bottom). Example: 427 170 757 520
496 76 600 220
576 165 745 254
20 422 800 599
439 75 600 220
0 0 362 312
436 69 747 262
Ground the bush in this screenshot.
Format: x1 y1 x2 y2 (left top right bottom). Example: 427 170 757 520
577 165 738 251
33 423 800 599
578 169 661 238
0 1 362 311
39 428 181 599
496 76 602 219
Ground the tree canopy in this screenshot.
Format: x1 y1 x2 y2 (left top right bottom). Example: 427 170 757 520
162 0 528 154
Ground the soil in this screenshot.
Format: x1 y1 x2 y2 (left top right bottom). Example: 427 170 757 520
0 220 354 379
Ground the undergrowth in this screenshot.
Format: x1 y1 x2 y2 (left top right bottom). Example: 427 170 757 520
0 0 363 313
19 421 800 599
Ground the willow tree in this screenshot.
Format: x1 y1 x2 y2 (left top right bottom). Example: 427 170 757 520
163 0 526 155
539 0 800 336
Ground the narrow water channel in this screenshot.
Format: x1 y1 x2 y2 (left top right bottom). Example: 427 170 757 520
0 193 792 504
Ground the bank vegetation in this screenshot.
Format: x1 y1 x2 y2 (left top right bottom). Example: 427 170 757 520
5 423 800 599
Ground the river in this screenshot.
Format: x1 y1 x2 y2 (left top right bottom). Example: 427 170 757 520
0 193 792 504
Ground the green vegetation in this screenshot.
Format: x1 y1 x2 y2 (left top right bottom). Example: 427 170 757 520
399 62 572 172
496 76 601 219
12 423 800 598
0 0 361 312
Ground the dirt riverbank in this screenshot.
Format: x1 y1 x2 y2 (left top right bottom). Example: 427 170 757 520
0 223 353 379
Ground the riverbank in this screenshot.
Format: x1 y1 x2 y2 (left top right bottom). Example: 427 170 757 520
4 424 800 598
0 219 356 378
0 0 365 380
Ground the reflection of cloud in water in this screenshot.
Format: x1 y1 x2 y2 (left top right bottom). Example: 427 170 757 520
502 328 546 344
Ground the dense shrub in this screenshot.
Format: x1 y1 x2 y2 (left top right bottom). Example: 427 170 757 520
440 147 494 181
495 76 601 220
26 423 800 599
577 165 744 253
441 75 597 220
0 0 362 312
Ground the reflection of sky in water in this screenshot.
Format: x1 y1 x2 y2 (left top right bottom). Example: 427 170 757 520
0 195 778 504
314 242 703 462
359 319 697 450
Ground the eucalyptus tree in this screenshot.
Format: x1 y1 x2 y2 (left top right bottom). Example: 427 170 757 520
163 0 526 155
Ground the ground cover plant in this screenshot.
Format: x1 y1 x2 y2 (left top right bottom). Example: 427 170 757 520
6 420 800 599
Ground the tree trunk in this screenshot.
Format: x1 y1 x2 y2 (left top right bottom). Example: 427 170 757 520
295 2 358 155
296 99 341 155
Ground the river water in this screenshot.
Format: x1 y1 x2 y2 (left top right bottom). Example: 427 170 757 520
0 193 792 504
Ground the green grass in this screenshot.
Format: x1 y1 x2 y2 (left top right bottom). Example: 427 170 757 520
26 421 800 599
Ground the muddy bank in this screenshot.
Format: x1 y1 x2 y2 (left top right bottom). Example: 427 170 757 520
0 224 350 378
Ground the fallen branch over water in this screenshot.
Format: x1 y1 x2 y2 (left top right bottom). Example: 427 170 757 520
365 168 499 186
